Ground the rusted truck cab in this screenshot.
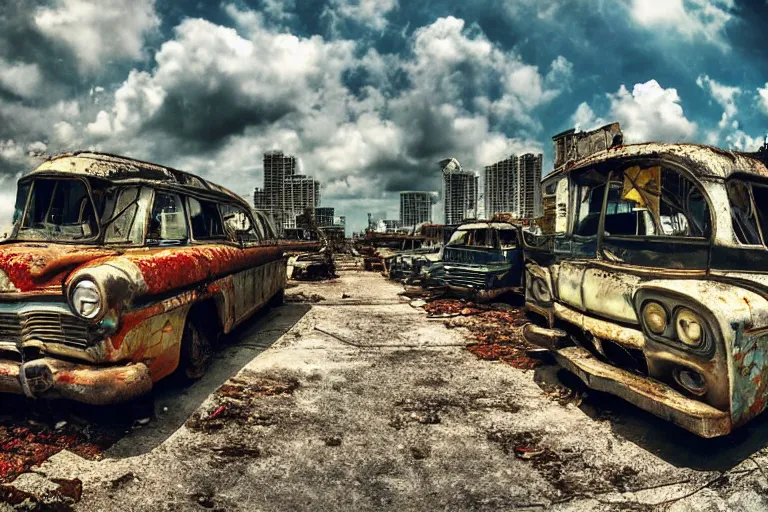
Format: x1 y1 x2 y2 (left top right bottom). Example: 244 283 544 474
0 152 286 404
426 221 523 300
523 143 768 437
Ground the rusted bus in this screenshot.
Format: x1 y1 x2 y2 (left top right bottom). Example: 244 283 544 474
0 152 287 405
523 142 768 437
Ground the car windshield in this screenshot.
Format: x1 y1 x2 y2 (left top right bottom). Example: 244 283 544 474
9 177 151 245
498 228 518 248
447 228 497 248
12 178 104 242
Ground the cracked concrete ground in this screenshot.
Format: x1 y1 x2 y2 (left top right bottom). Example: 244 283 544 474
6 271 768 511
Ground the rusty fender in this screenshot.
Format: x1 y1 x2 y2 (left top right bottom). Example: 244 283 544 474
0 358 151 405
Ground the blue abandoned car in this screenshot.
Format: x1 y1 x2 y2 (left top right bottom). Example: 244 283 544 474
425 221 524 300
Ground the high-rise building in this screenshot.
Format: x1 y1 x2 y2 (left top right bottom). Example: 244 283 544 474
283 175 320 229
399 191 437 228
440 158 478 225
484 156 518 218
253 150 325 232
315 207 335 227
517 153 543 219
262 151 296 225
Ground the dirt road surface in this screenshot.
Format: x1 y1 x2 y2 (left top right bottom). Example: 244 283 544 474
4 271 768 511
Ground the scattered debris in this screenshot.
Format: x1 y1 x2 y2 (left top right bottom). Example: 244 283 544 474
410 445 430 460
421 299 540 370
109 473 136 491
0 397 130 484
513 446 546 460
209 406 227 421
286 292 325 303
187 375 299 432
192 492 216 509
0 477 82 510
323 436 342 447
210 445 261 458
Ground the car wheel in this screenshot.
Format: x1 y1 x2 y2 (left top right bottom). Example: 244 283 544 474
179 318 212 381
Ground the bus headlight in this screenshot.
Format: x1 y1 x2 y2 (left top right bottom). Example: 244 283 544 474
69 280 103 320
675 308 704 347
642 301 668 335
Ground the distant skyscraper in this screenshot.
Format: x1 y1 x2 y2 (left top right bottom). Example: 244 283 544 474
484 155 518 218
253 150 328 232
399 191 437 228
440 158 478 225
315 207 335 227
517 153 543 219
283 175 320 229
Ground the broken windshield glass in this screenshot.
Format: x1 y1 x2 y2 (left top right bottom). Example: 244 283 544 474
15 178 101 242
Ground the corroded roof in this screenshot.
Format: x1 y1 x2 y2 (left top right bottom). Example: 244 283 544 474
564 142 768 180
456 222 517 230
28 151 248 206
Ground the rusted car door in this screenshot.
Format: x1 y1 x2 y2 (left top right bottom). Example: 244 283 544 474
218 202 283 325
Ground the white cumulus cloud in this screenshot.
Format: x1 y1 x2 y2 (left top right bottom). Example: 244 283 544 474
628 0 735 50
573 80 697 143
34 0 160 72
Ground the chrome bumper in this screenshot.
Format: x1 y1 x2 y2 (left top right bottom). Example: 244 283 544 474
0 358 152 405
548 345 731 438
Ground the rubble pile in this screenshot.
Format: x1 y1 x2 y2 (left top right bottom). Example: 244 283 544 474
0 399 129 484
186 375 299 433
285 291 326 303
0 477 82 511
424 299 539 370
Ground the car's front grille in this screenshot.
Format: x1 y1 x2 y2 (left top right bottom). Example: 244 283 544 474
442 267 488 289
0 311 91 349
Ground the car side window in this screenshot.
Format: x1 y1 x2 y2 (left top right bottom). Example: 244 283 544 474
573 183 605 237
606 166 710 238
220 204 260 243
187 197 225 240
728 180 762 245
148 191 188 245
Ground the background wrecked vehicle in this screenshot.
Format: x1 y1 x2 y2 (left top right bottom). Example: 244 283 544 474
425 221 524 301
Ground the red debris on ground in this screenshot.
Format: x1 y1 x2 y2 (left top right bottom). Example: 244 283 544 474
424 299 482 316
187 375 300 433
426 299 540 370
209 405 227 420
0 424 121 484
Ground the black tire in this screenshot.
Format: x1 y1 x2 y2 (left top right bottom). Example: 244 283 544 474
179 317 213 381
270 288 285 307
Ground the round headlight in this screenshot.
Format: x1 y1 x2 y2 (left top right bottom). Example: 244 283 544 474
642 301 668 335
70 280 102 320
675 308 703 347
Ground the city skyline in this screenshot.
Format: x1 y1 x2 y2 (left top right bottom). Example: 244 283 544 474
0 2 765 234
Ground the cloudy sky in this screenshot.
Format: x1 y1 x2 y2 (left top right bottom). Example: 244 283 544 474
0 0 767 232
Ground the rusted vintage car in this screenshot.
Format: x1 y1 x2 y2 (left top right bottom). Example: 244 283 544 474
0 152 286 404
523 142 768 437
426 221 523 300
